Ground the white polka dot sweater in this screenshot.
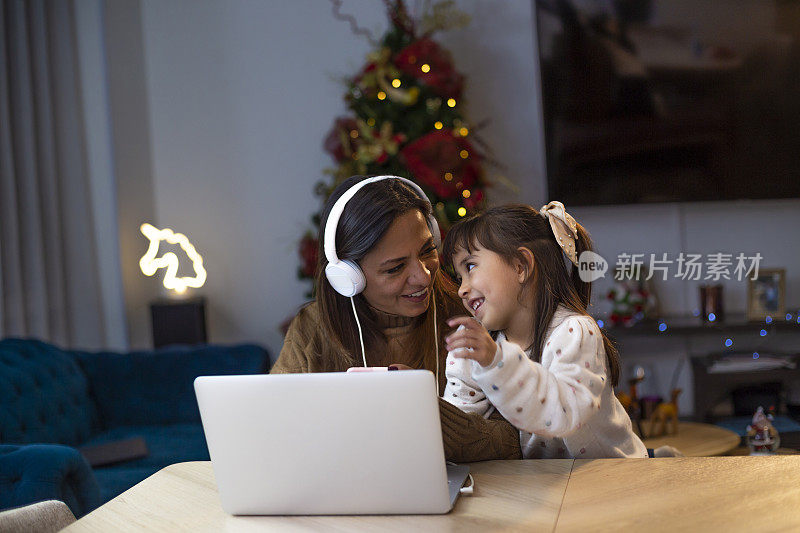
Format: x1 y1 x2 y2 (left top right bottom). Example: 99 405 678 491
444 306 648 459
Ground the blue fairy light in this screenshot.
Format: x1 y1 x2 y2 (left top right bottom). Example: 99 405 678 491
786 313 793 321
597 319 605 328
692 309 701 317
708 313 716 322
766 316 773 324
658 322 667 332
724 338 733 347
753 352 760 359
760 329 768 336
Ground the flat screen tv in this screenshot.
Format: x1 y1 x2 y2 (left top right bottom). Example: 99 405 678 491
535 0 800 206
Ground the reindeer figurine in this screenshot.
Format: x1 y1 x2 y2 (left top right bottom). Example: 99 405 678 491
648 388 682 437
616 367 646 437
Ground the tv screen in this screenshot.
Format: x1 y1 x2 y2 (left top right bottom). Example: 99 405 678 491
535 0 800 206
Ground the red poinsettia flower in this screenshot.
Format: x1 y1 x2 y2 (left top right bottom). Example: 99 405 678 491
324 117 359 163
395 38 463 98
400 130 482 199
298 234 319 278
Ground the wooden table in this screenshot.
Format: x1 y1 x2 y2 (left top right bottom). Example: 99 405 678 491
64 457 800 532
559 457 800 532
641 421 740 456
62 460 575 531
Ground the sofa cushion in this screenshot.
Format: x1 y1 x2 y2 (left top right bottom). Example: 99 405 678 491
90 466 156 504
0 340 97 445
80 424 210 470
74 344 267 428
86 424 211 502
0 444 101 519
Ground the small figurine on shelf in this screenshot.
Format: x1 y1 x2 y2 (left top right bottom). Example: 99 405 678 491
746 406 780 455
616 366 646 437
606 264 658 327
647 388 682 438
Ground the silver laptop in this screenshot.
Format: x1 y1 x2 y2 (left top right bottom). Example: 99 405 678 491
194 370 470 515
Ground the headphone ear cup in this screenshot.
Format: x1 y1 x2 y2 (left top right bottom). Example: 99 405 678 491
325 260 366 297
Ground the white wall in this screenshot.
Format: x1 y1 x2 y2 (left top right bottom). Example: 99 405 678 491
110 0 799 414
135 1 384 356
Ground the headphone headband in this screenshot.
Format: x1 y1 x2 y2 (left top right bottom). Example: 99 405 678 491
323 175 440 297
323 175 440 264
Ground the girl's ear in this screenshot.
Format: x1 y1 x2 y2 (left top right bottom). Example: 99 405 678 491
515 247 536 283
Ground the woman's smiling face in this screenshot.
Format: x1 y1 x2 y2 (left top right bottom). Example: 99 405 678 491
359 210 439 317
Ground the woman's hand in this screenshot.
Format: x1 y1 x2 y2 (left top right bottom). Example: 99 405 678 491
445 316 499 367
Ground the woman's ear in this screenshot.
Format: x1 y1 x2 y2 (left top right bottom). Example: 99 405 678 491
515 247 536 283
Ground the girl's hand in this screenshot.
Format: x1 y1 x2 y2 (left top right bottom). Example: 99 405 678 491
445 316 499 367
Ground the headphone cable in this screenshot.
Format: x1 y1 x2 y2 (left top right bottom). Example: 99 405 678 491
432 289 439 393
350 296 368 367
352 289 439 394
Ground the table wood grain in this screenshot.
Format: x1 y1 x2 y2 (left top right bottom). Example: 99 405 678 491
62 460 574 532
556 456 800 532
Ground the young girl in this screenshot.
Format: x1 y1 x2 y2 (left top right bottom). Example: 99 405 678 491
441 202 648 459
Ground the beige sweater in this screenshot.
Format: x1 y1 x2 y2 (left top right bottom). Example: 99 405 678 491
272 301 522 462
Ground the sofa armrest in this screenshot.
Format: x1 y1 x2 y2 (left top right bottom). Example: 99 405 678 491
74 344 269 427
0 499 76 533
0 444 101 519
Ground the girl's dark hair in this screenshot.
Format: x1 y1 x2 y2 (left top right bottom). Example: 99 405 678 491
315 175 461 376
441 204 620 387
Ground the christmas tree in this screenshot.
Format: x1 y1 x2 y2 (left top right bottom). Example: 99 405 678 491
299 0 500 291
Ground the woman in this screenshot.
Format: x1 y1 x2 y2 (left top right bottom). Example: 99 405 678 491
272 175 521 462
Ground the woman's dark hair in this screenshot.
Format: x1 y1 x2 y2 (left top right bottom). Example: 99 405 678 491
441 204 621 387
315 175 461 375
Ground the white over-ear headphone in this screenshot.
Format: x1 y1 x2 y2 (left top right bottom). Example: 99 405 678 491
323 175 441 297
322 175 442 387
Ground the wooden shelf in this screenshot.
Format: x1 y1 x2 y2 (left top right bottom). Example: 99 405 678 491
601 313 800 338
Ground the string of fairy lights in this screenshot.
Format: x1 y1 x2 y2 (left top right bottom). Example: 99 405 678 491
368 61 474 219
598 310 800 358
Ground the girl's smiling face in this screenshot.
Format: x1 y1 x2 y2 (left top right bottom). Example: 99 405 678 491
451 245 535 345
359 210 439 317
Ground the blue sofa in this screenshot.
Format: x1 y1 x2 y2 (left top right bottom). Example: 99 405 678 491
0 338 269 517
